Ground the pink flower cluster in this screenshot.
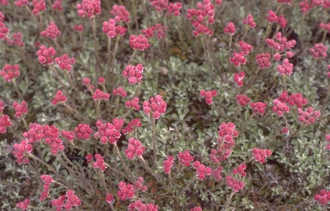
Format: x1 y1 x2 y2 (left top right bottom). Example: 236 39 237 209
266 32 296 52
1 64 20 82
22 123 44 143
122 64 144 84
0 12 9 40
236 94 251 106
143 95 167 119
0 105 11 133
117 181 135 201
14 0 28 7
239 41 253 54
102 19 126 38
82 77 94 92
61 130 75 142
40 175 53 201
16 199 30 210
320 22 330 33
277 92 308 108
148 0 182 16
224 22 236 35
230 52 246 67
187 0 215 36
40 22 61 39
218 122 239 145
12 140 32 164
125 97 140 110
54 54 76 71
122 119 141 134
92 89 110 100
243 14 256 28
129 35 150 51
5 33 24 47
13 101 28 118
266 10 287 28
32 0 46 16
232 163 247 177
310 43 327 58
233 71 245 86
200 90 217 105
110 5 130 23
297 107 321 125
252 148 272 164
128 200 158 211
193 161 212 180
52 0 62 11
94 119 124 144
190 207 202 211
92 154 107 171
277 59 293 76
76 0 101 18
75 123 93 140
325 134 330 150
133 177 147 192
272 99 290 116
213 166 223 181
51 190 81 210
37 45 56 65
251 102 267 115
142 24 166 39
314 189 330 205
226 175 244 192
52 90 66 105
178 150 194 167
73 25 84 32
125 138 145 159
299 0 322 13
255 53 271 69
43 125 65 154
163 156 174 173
112 87 127 97
105 193 114 204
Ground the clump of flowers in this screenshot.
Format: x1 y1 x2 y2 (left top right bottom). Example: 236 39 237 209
117 181 135 201
52 0 62 11
125 138 146 159
277 58 293 75
310 43 327 58
40 175 53 201
128 200 158 211
252 148 272 164
238 41 253 54
226 175 245 192
213 166 223 181
193 161 212 180
272 99 290 116
178 150 194 167
200 90 217 105
112 87 127 97
256 53 271 69
143 95 167 119
102 19 127 38
163 156 174 173
251 102 267 115
54 54 76 71
224 22 236 35
12 140 32 164
110 5 130 23
314 189 330 205
16 199 30 210
129 35 150 51
125 97 140 110
92 89 110 100
243 14 256 28
236 94 251 106
232 163 247 177
40 22 61 39
13 101 28 118
76 0 101 18
92 154 107 171
230 52 246 66
52 90 67 105
75 123 93 140
233 71 245 86
32 0 46 15
94 119 124 144
0 64 20 82
142 24 166 39
51 190 81 210
37 46 56 65
0 113 11 133
297 107 321 126
122 119 141 134
122 64 144 84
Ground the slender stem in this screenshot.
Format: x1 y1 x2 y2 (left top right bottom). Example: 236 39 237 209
321 82 330 115
128 50 137 65
28 153 58 176
322 30 328 44
21 116 29 130
104 162 131 182
12 80 24 101
152 117 158 167
179 176 196 196
284 0 297 37
90 17 102 84
114 143 135 181
96 100 101 120
138 156 164 186
65 71 83 105
224 191 235 211
53 180 70 190
282 75 287 92
111 36 120 74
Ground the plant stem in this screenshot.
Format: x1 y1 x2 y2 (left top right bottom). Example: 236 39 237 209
179 176 196 196
152 117 158 167
90 17 102 85
224 191 235 211
138 156 164 186
12 79 24 101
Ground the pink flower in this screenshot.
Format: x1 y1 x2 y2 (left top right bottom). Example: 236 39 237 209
252 148 272 164
75 123 93 140
310 43 327 58
54 54 75 71
125 138 146 159
256 53 271 69
200 90 217 105
76 0 101 18
226 175 244 192
143 95 167 119
243 14 256 28
37 46 56 65
129 35 150 51
0 114 11 133
251 102 267 115
110 5 130 23
0 64 20 82
13 101 28 118
224 22 236 35
40 22 61 39
277 59 293 75
163 156 174 173
122 64 144 84
230 52 246 66
16 199 30 210
233 71 245 86
92 89 110 100
52 90 67 105
236 95 251 106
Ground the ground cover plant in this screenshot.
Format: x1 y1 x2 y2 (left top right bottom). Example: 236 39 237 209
1 0 330 210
